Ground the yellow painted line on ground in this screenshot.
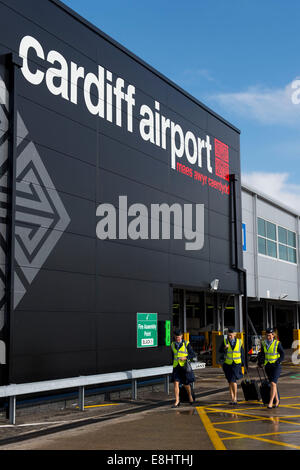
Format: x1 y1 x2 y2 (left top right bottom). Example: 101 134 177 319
208 397 300 407
206 402 262 408
204 403 231 407
206 406 263 413
238 400 261 405
205 408 271 420
279 405 300 410
214 427 300 450
277 396 300 400
205 407 300 420
216 418 262 425
76 403 120 409
204 407 300 426
222 429 300 440
196 406 226 451
274 418 300 426
208 405 300 413
250 430 300 438
197 399 300 450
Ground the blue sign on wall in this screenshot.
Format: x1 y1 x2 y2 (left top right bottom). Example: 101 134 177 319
242 223 246 251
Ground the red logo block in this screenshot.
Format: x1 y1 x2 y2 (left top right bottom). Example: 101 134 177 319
215 138 229 181
215 139 229 162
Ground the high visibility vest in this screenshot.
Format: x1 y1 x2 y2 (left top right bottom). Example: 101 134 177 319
171 341 189 367
224 338 242 365
262 340 280 365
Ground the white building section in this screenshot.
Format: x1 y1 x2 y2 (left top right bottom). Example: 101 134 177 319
242 183 300 345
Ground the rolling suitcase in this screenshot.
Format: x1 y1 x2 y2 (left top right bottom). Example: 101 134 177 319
179 384 196 403
241 377 260 401
257 367 270 405
241 369 260 401
257 366 280 405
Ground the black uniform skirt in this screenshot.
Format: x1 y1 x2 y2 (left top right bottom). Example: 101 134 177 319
171 364 195 385
222 362 243 383
265 362 281 384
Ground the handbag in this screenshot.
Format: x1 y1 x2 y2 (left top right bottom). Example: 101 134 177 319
184 359 195 382
184 358 192 372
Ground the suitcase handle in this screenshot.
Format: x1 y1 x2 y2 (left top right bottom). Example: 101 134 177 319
257 365 268 384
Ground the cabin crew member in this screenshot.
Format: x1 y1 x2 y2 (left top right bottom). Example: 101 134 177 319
171 329 196 408
258 328 285 409
219 329 244 405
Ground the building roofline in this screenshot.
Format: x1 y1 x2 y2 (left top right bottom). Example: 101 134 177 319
50 0 240 135
241 181 300 219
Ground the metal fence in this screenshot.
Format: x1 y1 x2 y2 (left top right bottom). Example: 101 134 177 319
0 362 205 425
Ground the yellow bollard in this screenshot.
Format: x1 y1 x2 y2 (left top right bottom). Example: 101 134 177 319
183 332 189 342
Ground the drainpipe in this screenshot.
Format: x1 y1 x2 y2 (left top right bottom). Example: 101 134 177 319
229 173 249 370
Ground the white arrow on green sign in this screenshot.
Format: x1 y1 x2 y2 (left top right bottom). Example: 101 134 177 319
137 313 158 348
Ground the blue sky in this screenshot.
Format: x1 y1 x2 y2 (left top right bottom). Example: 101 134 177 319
63 0 300 211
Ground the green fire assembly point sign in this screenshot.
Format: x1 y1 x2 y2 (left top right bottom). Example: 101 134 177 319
137 313 157 348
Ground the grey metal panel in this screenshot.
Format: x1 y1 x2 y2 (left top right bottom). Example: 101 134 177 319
243 252 255 277
258 255 298 281
245 273 256 298
258 275 299 302
242 186 300 302
243 182 300 218
257 198 297 230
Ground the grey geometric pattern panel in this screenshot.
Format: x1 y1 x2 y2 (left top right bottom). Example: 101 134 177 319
14 114 71 308
0 75 71 313
0 72 9 364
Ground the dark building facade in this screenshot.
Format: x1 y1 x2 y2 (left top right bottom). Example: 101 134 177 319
0 0 243 385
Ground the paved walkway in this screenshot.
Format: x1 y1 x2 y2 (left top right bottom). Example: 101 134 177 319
0 363 300 450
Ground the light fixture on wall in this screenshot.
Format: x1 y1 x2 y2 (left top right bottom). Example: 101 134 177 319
210 279 219 292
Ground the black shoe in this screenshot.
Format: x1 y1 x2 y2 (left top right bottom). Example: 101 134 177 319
172 402 180 408
267 406 273 409
189 400 195 406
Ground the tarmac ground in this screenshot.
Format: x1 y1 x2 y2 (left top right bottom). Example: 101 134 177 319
0 360 300 451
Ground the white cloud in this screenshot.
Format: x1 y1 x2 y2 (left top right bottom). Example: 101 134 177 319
184 68 216 82
211 81 300 127
242 171 300 213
